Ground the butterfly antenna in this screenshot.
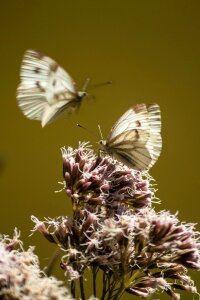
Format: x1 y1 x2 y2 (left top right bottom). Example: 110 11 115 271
82 78 91 92
77 123 99 139
88 80 112 91
98 124 104 140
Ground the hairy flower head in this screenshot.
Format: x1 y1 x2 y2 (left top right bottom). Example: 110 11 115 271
0 229 73 300
33 208 200 299
62 142 153 212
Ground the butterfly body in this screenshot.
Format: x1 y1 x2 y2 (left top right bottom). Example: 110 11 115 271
99 103 162 171
17 50 88 127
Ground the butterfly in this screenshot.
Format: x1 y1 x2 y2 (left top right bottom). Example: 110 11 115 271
17 50 89 127
98 103 162 171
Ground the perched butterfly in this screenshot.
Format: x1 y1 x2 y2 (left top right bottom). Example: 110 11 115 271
98 103 162 171
17 50 89 127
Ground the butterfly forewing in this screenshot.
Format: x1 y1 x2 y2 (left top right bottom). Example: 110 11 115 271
17 50 82 127
145 104 162 168
103 103 162 171
108 104 150 140
20 50 77 93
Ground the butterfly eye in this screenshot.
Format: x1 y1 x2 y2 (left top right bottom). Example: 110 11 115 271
98 140 106 149
78 91 87 98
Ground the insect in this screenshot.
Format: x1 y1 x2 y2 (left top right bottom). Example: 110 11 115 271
98 103 162 171
17 50 89 127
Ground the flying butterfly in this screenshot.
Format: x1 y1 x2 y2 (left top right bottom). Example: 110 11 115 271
17 50 89 127
98 103 162 171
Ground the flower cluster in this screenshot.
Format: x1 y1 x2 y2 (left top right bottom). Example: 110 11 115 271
32 143 200 300
62 142 153 212
32 209 200 300
0 229 73 300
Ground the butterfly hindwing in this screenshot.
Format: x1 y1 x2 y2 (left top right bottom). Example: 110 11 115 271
17 50 82 127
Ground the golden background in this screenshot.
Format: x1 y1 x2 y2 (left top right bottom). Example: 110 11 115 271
0 1 199 299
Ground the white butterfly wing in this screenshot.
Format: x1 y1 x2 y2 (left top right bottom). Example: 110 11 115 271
105 103 162 171
17 50 79 126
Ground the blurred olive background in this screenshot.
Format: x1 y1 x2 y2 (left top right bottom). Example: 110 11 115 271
1 1 200 299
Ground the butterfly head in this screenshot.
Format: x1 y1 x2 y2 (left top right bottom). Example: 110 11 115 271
98 139 108 152
78 91 88 99
78 78 91 100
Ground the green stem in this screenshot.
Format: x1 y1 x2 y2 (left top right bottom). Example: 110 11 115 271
92 266 98 297
101 270 108 300
112 246 127 300
125 269 144 288
71 280 76 298
106 275 117 300
112 280 125 300
79 276 86 300
45 247 62 276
